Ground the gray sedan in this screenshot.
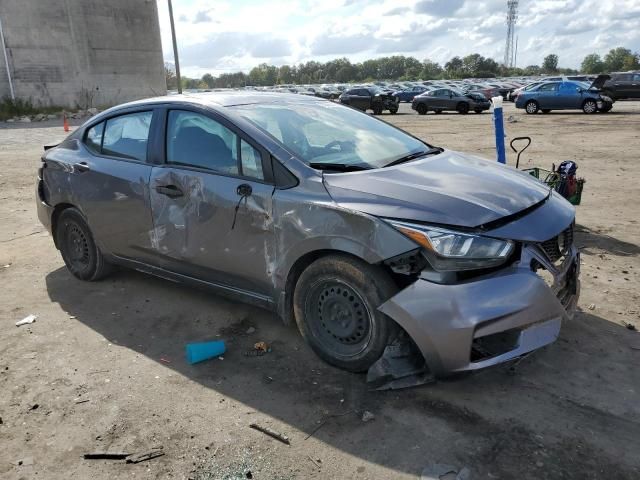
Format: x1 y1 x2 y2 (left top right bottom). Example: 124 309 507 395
412 88 491 114
36 92 579 381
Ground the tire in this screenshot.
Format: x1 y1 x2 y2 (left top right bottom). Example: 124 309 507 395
416 103 427 115
600 105 612 113
542 109 551 114
434 109 443 114
56 208 112 281
373 105 383 115
389 106 398 114
457 102 469 114
293 255 397 372
474 108 483 114
582 99 597 114
525 100 539 114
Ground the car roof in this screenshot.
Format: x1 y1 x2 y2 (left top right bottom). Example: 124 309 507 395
110 91 326 112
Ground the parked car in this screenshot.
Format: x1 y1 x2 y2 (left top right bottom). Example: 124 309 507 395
339 87 399 114
515 76 613 114
37 92 579 379
393 86 429 102
602 71 640 100
412 88 491 114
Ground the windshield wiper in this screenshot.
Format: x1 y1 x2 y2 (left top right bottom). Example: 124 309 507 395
309 162 371 172
383 148 441 168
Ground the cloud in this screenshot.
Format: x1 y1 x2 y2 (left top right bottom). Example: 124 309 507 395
384 7 410 16
250 38 292 58
193 10 213 23
310 33 375 55
414 0 465 17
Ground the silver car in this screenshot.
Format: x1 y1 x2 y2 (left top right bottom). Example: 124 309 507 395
36 92 579 380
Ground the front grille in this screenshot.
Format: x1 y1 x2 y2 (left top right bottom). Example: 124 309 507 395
539 225 574 263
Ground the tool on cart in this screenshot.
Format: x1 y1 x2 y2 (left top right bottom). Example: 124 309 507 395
509 136 585 205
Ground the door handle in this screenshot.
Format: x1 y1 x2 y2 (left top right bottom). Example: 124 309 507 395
74 162 90 173
155 184 183 198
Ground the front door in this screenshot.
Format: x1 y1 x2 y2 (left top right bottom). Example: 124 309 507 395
149 108 276 296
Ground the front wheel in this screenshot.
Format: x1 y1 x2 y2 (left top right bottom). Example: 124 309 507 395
474 108 483 114
583 99 597 114
389 106 398 114
56 208 112 281
293 255 397 372
600 104 612 113
372 105 383 115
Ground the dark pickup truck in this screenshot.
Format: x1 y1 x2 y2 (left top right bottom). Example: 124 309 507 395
339 87 399 114
602 71 640 100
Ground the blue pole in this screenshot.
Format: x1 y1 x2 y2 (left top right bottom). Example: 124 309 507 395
492 96 506 164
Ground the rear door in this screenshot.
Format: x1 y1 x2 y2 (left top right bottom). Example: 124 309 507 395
611 73 633 98
535 82 560 108
431 89 448 109
148 107 276 296
68 108 157 261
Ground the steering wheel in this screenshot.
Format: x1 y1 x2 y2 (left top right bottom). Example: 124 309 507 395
325 140 343 151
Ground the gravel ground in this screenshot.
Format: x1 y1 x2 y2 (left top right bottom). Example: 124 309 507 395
1 101 639 480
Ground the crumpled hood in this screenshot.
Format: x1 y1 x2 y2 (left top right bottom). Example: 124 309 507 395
323 150 551 228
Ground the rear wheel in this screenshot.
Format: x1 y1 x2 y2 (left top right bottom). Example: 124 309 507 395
434 109 443 114
600 104 612 113
416 103 427 115
474 108 483 114
542 109 551 114
457 102 469 114
582 99 597 114
372 105 383 115
525 100 539 114
56 208 112 281
293 255 397 372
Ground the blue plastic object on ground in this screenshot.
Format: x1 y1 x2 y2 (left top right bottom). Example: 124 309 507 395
186 340 226 364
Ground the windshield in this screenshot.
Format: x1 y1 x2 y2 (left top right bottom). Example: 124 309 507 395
230 101 432 170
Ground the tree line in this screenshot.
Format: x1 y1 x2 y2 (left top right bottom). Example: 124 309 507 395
165 47 639 90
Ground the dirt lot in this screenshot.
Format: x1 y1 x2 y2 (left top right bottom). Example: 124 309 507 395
1 102 639 480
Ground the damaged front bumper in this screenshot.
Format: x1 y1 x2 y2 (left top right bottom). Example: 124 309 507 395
378 244 580 377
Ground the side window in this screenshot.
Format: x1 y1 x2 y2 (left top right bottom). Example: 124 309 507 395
166 110 238 175
85 122 104 154
537 83 558 92
240 140 264 180
102 111 152 161
559 82 578 93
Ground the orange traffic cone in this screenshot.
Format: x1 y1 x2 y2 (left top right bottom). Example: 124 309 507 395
63 112 70 132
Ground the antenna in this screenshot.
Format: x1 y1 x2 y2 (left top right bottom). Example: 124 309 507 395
504 0 519 69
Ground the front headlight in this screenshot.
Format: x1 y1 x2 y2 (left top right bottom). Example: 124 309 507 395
388 220 514 271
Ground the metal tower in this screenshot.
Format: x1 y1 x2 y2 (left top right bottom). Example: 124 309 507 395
504 0 519 68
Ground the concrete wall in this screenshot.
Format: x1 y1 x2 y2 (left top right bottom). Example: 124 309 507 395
0 0 166 108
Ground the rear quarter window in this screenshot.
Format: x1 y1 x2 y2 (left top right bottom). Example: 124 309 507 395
85 122 104 154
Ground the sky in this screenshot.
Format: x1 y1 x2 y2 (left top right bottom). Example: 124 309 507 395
156 0 640 78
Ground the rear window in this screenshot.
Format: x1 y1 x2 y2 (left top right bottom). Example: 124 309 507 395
100 111 152 162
